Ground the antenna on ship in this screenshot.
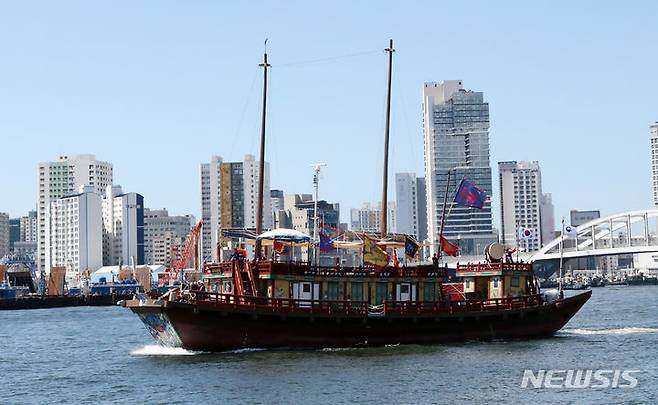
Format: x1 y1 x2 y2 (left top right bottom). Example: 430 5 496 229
255 39 270 260
312 163 327 266
380 39 395 239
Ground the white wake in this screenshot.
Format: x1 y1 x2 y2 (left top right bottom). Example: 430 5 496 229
561 327 658 336
131 345 199 356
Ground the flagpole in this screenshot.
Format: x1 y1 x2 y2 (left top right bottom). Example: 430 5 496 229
559 217 564 298
437 169 453 262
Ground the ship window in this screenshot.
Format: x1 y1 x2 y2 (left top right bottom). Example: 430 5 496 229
327 282 339 300
303 283 311 293
375 283 388 305
511 276 520 287
423 283 436 302
400 284 409 294
493 278 499 288
351 282 364 301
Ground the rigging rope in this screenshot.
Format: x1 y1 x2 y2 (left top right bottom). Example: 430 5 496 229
276 49 381 68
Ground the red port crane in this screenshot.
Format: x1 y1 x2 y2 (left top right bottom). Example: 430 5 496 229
161 221 202 287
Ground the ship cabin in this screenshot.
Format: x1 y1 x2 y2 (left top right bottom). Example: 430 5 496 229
201 260 445 310
194 231 541 313
456 261 538 301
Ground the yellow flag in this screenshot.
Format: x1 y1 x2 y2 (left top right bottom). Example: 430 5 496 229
363 236 388 267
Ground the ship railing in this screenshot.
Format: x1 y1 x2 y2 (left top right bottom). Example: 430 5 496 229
383 294 543 315
456 262 533 273
257 260 438 278
193 291 369 316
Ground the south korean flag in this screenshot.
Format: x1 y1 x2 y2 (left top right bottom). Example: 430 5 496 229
563 224 578 239
518 227 537 240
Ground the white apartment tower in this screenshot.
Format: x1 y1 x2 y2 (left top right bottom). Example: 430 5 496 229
38 154 113 271
102 185 145 267
48 186 103 283
200 155 271 261
20 210 38 243
649 122 658 206
498 161 543 252
423 81 496 256
539 193 555 245
350 202 396 233
200 156 221 263
395 173 428 241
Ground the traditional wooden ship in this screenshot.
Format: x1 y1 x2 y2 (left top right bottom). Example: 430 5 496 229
122 40 591 351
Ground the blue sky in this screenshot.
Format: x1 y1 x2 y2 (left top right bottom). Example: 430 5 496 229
1 1 657 229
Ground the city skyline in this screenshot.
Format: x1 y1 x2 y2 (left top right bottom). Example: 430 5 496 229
1 2 657 227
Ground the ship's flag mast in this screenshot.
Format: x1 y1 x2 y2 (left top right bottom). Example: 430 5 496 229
380 39 395 239
255 39 270 260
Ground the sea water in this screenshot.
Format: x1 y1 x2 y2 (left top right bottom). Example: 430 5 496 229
1 287 656 404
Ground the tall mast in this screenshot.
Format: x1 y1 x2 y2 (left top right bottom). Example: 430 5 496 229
437 169 453 261
312 163 326 266
380 39 395 238
255 43 270 259
559 217 564 297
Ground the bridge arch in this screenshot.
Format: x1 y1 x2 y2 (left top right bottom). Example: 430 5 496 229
531 208 658 262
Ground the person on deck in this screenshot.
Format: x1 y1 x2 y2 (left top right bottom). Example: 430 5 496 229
392 250 401 269
231 245 247 270
432 253 439 269
505 248 516 263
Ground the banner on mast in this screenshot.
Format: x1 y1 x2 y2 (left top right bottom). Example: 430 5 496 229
363 236 389 267
404 236 419 259
454 179 487 209
440 236 459 257
319 232 334 252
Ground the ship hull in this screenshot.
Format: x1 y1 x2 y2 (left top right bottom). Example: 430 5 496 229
0 294 135 311
124 290 591 352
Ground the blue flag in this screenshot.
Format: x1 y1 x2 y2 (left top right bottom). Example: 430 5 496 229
319 232 334 252
454 179 487 209
404 236 419 259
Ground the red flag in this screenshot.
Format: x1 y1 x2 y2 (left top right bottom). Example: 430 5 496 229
440 236 459 257
273 241 286 254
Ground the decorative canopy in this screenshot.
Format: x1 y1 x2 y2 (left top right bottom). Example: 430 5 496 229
256 228 312 242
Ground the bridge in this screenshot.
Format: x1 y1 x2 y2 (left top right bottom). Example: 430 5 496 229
531 208 658 277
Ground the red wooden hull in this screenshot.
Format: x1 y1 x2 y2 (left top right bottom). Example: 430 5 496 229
124 290 591 352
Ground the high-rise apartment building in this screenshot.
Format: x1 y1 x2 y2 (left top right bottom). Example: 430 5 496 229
283 194 340 236
48 186 103 282
200 155 271 261
8 210 38 255
499 161 543 252
9 217 20 253
423 81 496 255
151 232 187 267
539 193 555 245
20 210 37 243
38 154 113 271
350 202 396 233
650 123 658 205
102 185 144 266
0 213 9 258
395 173 428 241
271 189 284 227
416 178 428 242
143 208 195 265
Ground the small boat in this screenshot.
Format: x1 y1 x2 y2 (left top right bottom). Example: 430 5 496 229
626 273 658 286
